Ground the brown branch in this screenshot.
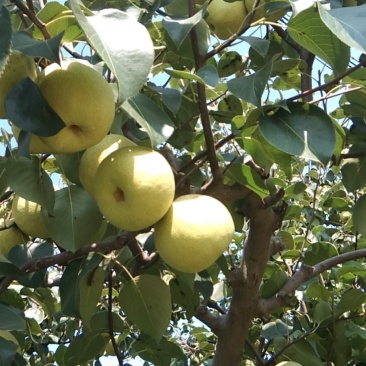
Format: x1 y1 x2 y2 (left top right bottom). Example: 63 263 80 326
288 57 366 102
203 0 262 61
0 231 137 295
11 0 50 39
210 187 285 366
258 248 366 316
188 0 222 182
127 239 159 277
108 271 124 366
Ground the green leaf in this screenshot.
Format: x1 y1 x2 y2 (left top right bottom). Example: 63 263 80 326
34 2 83 42
12 31 62 64
306 282 332 302
258 102 336 165
352 194 366 237
318 3 366 54
196 64 219 87
313 300 332 324
169 277 200 319
335 288 366 315
341 157 366 192
5 78 66 137
303 242 338 266
240 36 270 58
42 186 103 252
217 51 243 77
79 266 105 322
59 258 82 318
5 155 55 213
0 303 26 331
164 68 207 85
260 269 288 299
282 339 323 366
261 319 292 339
122 93 174 147
147 85 182 116
0 337 18 365
288 8 349 75
63 332 106 366
0 254 22 277
227 60 273 107
162 8 203 48
55 152 83 186
70 0 154 103
90 311 125 333
0 6 12 73
132 335 187 365
119 274 171 342
226 163 269 198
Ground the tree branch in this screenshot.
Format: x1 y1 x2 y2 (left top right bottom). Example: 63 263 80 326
188 0 222 182
258 248 366 316
11 0 51 39
108 271 124 366
0 232 137 295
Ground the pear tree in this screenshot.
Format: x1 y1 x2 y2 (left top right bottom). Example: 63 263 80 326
1 0 366 365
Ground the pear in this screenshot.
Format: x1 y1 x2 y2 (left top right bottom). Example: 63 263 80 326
94 146 175 231
79 134 136 196
11 195 50 238
0 51 37 118
154 194 234 273
0 219 28 257
18 60 115 154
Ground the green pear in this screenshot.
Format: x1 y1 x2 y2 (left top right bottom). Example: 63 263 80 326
11 195 50 238
0 220 28 257
79 134 136 196
206 0 287 39
0 51 37 118
154 194 234 273
17 60 115 154
93 146 175 231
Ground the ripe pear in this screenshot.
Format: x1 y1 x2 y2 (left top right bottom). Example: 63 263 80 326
0 220 28 257
206 0 287 39
0 51 37 118
20 60 115 154
154 194 235 273
79 134 136 196
94 146 175 231
11 195 50 238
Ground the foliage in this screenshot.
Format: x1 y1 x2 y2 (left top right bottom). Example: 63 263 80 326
1 0 366 365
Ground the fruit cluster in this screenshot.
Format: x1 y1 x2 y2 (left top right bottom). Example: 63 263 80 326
0 55 235 273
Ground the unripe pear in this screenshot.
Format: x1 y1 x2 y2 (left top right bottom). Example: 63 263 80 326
206 0 287 39
0 51 37 118
79 134 136 196
154 194 234 273
0 220 28 257
11 195 50 238
19 60 115 154
94 146 175 231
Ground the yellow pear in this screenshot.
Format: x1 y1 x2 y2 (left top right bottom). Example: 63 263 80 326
0 220 28 257
94 146 175 231
154 194 234 273
79 134 136 196
0 51 37 118
206 0 287 39
17 60 115 154
11 195 50 238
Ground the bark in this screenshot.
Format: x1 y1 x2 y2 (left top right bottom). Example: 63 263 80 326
198 183 286 366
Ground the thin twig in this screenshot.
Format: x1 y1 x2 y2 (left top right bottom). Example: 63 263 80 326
108 271 124 366
188 0 222 182
11 0 50 39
